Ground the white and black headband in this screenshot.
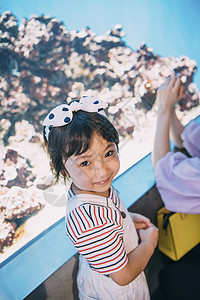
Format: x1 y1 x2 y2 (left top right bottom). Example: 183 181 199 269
42 96 108 141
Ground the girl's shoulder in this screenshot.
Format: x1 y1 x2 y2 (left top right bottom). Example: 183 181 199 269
66 191 123 232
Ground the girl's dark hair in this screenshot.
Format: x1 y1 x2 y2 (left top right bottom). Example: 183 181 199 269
43 111 119 181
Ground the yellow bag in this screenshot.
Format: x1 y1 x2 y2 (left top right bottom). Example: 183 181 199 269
157 206 200 261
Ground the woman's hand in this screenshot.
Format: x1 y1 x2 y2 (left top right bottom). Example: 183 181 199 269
156 76 184 112
152 75 184 168
130 212 151 230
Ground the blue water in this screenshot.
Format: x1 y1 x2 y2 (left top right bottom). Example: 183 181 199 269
1 0 200 84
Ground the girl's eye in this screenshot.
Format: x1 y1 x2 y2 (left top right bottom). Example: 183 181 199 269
81 161 90 167
105 150 113 157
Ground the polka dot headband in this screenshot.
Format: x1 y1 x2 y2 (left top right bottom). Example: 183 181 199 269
42 96 108 141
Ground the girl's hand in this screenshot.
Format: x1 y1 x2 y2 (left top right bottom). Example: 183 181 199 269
156 76 184 111
138 224 159 250
130 212 151 230
110 224 158 286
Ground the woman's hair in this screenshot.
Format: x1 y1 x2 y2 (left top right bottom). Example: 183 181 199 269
43 111 119 181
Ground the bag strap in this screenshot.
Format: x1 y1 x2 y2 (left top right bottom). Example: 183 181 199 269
163 212 175 230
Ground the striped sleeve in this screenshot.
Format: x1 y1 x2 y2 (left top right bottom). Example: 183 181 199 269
66 203 128 275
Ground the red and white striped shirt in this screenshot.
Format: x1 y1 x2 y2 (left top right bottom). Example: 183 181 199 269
65 186 128 275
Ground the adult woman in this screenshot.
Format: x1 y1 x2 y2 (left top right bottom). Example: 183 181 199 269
152 76 200 300
152 76 200 214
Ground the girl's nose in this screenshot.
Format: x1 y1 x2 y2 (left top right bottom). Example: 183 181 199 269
94 160 108 178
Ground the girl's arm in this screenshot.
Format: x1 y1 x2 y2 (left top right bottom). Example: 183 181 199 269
152 76 184 169
110 225 158 286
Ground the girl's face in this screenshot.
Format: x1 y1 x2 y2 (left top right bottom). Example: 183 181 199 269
64 133 120 197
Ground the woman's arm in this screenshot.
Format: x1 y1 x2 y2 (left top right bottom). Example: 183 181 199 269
169 108 184 148
152 76 184 169
110 225 158 286
152 105 171 169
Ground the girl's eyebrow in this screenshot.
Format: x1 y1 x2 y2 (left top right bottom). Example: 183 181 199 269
105 142 115 150
75 153 93 161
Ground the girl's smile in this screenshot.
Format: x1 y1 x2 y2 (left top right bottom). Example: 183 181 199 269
94 176 110 185
64 133 120 197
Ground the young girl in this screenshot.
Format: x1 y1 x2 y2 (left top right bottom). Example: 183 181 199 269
43 96 158 300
